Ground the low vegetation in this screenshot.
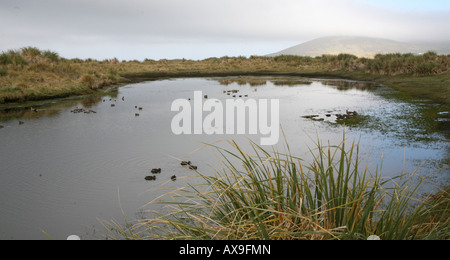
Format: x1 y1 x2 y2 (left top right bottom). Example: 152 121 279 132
0 47 123 103
0 47 449 104
102 135 449 240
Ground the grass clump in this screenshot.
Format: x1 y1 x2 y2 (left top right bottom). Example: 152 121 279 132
79 73 97 90
0 47 127 103
102 134 449 240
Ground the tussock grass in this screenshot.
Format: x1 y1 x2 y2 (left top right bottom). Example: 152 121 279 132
1 47 449 104
0 48 127 103
102 133 449 240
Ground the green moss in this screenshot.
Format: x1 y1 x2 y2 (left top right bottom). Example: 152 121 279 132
335 114 370 126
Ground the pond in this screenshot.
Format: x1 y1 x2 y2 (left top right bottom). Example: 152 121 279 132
0 77 448 239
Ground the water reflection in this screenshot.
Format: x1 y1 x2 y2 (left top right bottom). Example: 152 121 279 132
0 107 61 122
320 79 381 91
216 76 381 90
0 77 447 240
217 76 313 87
0 96 104 123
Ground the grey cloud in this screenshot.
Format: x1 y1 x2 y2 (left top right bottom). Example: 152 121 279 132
0 0 448 59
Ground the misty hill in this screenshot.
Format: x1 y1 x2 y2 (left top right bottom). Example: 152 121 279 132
268 36 450 58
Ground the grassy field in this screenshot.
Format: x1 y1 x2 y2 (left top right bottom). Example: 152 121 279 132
102 136 449 240
0 47 449 104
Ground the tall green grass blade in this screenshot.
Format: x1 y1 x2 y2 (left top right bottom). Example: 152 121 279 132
103 132 448 240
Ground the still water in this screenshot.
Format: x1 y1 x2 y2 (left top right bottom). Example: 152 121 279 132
0 77 448 239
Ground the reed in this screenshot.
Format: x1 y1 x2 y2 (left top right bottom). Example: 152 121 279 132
102 133 449 240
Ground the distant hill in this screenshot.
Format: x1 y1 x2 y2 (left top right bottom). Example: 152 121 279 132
268 36 450 58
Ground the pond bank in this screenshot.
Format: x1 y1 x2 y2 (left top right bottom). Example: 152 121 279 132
121 70 450 104
2 69 448 107
1 48 448 106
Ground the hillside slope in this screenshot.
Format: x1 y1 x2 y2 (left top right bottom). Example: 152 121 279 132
268 36 450 58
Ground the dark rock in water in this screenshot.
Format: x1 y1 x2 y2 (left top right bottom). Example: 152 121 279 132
335 111 362 123
302 115 319 119
151 168 162 174
346 110 358 116
145 176 156 181
111 104 115 107
181 161 191 166
336 114 347 120
19 121 25 125
204 95 208 99
71 107 83 113
71 108 96 114
0 125 3 129
171 175 177 181
189 165 198 170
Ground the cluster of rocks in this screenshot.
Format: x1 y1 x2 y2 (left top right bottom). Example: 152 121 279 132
336 110 359 121
181 161 198 170
134 106 143 117
225 89 240 94
145 168 163 181
70 107 97 114
105 96 145 118
302 110 359 122
145 161 199 182
192 90 250 102
223 89 249 98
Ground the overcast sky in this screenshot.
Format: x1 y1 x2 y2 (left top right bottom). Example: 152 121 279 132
0 0 449 60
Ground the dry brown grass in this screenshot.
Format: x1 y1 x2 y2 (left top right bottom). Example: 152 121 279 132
1 48 449 104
